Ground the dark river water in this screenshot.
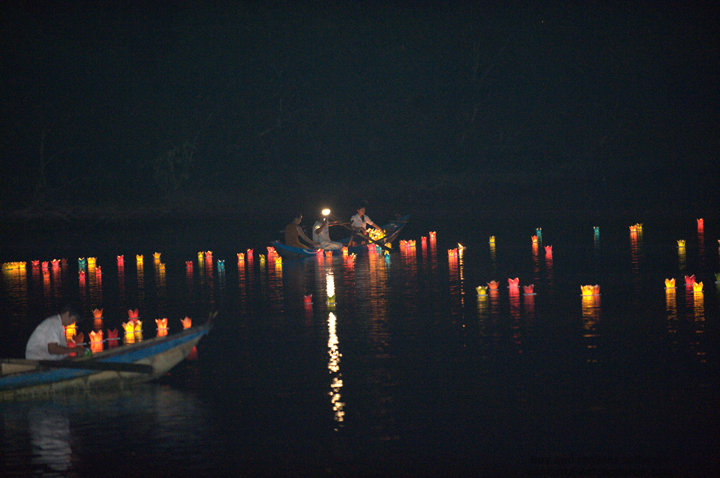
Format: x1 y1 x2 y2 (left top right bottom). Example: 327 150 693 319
1 210 718 477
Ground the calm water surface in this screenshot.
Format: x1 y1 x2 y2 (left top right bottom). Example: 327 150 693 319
1 213 719 477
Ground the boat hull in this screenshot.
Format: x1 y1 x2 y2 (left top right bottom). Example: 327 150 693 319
1 325 209 400
272 214 409 259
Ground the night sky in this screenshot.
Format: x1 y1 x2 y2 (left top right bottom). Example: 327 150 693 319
2 1 718 216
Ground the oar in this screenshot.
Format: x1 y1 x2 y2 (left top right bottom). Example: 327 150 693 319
38 360 153 374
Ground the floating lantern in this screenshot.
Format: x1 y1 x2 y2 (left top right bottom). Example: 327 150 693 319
205 251 213 259
186 261 193 269
41 261 49 270
247 249 253 260
635 223 643 232
128 309 139 320
594 227 599 237
684 275 696 286
693 282 704 293
487 281 499 290
429 231 437 241
476 286 488 296
51 259 60 268
629 225 636 233
198 251 204 261
78 258 86 268
581 285 600 296
489 236 495 244
421 236 427 247
327 294 336 306
508 277 519 288
523 285 535 295
136 254 143 264
32 260 39 268
117 255 124 266
95 266 102 275
697 218 704 229
665 278 676 289
544 245 552 256
79 270 85 280
275 256 282 265
156 318 168 337
325 250 333 258
122 320 142 333
342 247 348 256
677 240 686 248
217 260 225 271
531 235 538 244
153 252 161 260
304 294 313 305
107 328 119 348
88 257 96 266
65 323 77 342
92 308 103 318
181 317 192 329
90 330 103 353
536 228 542 242
237 252 245 262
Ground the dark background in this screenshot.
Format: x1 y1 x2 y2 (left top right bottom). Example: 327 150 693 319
1 1 718 228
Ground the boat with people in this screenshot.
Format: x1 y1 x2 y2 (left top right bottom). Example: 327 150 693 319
271 214 410 259
0 320 212 400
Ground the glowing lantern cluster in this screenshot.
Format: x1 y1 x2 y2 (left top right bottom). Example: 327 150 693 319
123 309 142 332
581 285 601 296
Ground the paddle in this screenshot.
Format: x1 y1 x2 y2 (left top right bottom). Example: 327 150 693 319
38 360 153 374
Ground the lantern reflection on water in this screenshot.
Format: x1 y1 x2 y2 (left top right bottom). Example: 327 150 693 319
107 328 119 348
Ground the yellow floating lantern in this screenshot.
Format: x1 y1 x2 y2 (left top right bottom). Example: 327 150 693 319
664 278 676 289
581 285 600 296
476 286 488 296
693 282 704 293
136 254 143 264
153 252 161 260
88 257 97 266
489 236 495 243
677 240 686 248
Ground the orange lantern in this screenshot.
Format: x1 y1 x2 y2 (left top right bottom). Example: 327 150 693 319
523 285 535 295
429 231 437 241
664 278 676 289
342 247 348 256
325 250 333 258
531 235 538 244
92 309 103 319
156 318 168 337
153 252 161 260
181 317 192 329
89 330 103 353
487 281 499 290
136 254 143 264
508 277 519 288
693 282 704 293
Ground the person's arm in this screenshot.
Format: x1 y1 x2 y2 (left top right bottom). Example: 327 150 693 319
47 342 84 356
297 226 318 246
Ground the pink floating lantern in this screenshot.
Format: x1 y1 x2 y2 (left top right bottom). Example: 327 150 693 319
508 277 519 288
304 294 313 305
684 275 696 286
421 236 427 247
523 284 535 294
117 255 124 266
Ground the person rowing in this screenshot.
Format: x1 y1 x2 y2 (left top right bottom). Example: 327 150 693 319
313 209 344 250
348 205 383 248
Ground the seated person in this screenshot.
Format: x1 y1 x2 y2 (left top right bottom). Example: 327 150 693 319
26 304 85 360
312 215 343 250
348 205 382 247
284 213 318 249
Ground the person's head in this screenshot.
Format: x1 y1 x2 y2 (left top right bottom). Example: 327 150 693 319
356 206 366 216
293 213 303 224
59 303 81 326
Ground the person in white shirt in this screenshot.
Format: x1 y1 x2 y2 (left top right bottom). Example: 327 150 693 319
313 215 343 250
348 206 382 247
25 304 83 360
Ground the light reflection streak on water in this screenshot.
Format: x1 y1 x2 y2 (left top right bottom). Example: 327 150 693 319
665 288 678 338
678 246 687 271
136 258 145 309
692 290 706 366
581 294 601 364
698 226 705 270
509 286 522 352
532 243 540 283
326 265 344 428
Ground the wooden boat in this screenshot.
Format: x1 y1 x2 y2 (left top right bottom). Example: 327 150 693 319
0 322 211 400
272 214 410 259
